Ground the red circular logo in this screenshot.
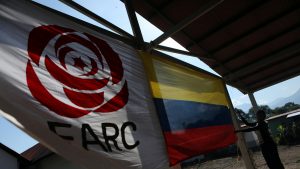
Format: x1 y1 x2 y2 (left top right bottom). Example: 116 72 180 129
26 25 128 118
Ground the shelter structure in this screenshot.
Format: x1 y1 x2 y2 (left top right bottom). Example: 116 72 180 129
22 1 300 169
128 0 300 94
21 144 83 169
54 0 300 110
0 143 84 169
0 143 29 169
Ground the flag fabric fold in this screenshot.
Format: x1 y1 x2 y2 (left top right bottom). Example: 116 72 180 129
140 52 237 166
0 1 169 169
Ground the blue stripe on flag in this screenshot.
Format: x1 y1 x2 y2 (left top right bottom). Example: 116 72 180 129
153 98 233 132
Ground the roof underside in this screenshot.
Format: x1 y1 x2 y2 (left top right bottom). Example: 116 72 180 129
130 0 300 93
21 143 52 162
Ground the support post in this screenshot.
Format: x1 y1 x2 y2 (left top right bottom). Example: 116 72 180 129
124 0 145 49
223 83 256 169
248 92 259 112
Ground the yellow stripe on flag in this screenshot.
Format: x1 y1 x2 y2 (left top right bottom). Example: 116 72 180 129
139 51 228 107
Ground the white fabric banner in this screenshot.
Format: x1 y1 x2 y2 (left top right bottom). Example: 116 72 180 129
0 1 169 169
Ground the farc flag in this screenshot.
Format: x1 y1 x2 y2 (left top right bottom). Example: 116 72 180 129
0 1 170 169
140 52 237 165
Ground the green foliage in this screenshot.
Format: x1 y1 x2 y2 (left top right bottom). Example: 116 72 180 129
249 105 272 116
234 108 245 122
234 108 256 123
272 102 300 115
274 124 286 145
238 102 300 122
274 121 300 145
293 121 300 143
246 105 272 122
236 102 300 145
234 108 245 115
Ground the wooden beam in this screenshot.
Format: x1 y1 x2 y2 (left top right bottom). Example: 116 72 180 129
147 0 224 50
185 0 268 50
124 0 144 49
210 6 299 53
225 42 300 81
29 1 134 46
249 64 300 92
152 44 216 62
248 93 259 112
223 82 256 169
213 19 300 70
59 0 133 38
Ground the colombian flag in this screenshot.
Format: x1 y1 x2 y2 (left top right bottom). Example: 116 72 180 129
140 52 237 166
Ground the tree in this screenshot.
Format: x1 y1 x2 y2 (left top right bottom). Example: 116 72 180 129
272 102 300 115
234 108 246 116
234 108 256 123
282 102 300 112
234 108 246 122
248 105 273 120
245 108 256 123
272 107 285 115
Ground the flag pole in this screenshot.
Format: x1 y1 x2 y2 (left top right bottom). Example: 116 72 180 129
222 82 256 169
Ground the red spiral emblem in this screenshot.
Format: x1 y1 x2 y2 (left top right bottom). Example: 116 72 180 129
26 25 128 118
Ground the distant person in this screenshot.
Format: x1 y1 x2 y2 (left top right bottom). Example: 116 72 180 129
235 110 285 169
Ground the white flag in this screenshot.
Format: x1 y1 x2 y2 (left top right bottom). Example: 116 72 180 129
0 1 169 169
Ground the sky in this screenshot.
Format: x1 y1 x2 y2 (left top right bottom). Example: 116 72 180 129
1 0 300 154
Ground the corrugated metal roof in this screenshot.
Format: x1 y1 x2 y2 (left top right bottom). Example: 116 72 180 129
267 108 300 120
287 111 300 118
129 0 300 93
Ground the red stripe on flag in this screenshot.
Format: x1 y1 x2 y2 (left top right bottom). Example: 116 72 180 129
164 124 237 166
